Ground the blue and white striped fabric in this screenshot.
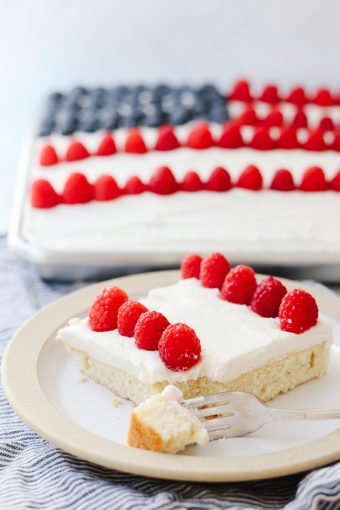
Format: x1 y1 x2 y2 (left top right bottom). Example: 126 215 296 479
1 236 340 510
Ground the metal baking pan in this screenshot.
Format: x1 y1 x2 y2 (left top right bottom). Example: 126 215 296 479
8 129 340 282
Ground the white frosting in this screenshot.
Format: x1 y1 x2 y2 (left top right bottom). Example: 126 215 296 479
57 278 332 385
23 190 340 263
161 384 183 403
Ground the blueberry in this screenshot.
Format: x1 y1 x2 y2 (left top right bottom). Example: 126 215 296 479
145 112 164 127
115 85 131 97
59 116 78 135
103 112 121 130
161 94 177 113
131 84 146 97
80 117 100 132
47 91 64 104
67 87 88 106
155 83 172 94
38 120 55 136
169 108 189 125
208 107 229 123
196 84 218 98
153 84 172 101
126 113 144 127
40 106 59 128
70 86 88 96
138 89 154 104
191 104 207 119
89 88 107 108
61 93 79 110
176 85 195 95
124 93 141 108
122 107 144 127
212 94 227 107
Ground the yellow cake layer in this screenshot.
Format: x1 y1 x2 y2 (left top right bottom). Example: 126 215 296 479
68 340 330 404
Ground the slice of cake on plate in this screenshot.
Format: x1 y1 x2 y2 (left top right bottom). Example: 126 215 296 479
127 385 208 453
57 253 332 404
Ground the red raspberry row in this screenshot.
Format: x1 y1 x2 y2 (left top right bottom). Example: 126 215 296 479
181 253 318 333
88 286 201 372
234 106 338 133
219 124 340 151
229 79 340 106
30 165 340 208
39 122 340 167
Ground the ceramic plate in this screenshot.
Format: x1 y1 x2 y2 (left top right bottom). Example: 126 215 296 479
2 270 340 482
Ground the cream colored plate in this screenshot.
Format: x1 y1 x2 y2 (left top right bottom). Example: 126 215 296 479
2 270 340 482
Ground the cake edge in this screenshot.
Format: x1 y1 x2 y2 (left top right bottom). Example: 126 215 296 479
63 340 330 404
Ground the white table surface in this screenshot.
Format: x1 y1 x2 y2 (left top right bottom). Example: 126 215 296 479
1 0 339 234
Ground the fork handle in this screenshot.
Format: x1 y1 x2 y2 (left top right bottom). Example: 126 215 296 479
269 407 340 421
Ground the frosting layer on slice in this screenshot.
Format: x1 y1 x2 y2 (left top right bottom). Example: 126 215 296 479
57 279 332 385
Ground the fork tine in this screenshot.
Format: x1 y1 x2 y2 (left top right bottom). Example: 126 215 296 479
184 392 231 408
192 404 234 418
204 417 235 431
208 429 233 440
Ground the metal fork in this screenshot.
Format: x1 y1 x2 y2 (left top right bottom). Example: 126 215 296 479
184 391 340 440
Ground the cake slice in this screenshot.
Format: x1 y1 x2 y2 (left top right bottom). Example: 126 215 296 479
57 254 332 405
127 385 208 453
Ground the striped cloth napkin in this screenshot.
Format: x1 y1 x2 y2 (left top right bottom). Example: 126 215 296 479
1 236 339 510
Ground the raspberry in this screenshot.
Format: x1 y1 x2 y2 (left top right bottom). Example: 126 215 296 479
39 144 59 166
218 124 244 148
154 126 180 151
134 311 170 351
186 123 214 149
312 88 333 107
270 169 296 191
278 127 299 149
181 171 203 192
66 140 90 161
200 252 230 289
250 276 287 317
206 167 232 192
279 289 318 334
330 170 340 191
249 127 275 150
263 109 283 127
31 179 60 208
148 166 178 195
300 166 328 192
181 254 202 279
124 176 147 194
285 86 307 106
318 117 334 132
94 175 120 201
291 110 308 129
304 129 326 151
117 300 148 337
158 323 201 371
238 106 258 126
236 165 263 190
124 129 147 154
96 133 117 156
62 172 93 204
89 286 128 332
331 131 340 151
229 80 252 101
221 265 257 305
259 84 280 104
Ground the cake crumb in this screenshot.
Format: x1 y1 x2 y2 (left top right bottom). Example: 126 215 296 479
77 376 87 384
112 397 122 408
